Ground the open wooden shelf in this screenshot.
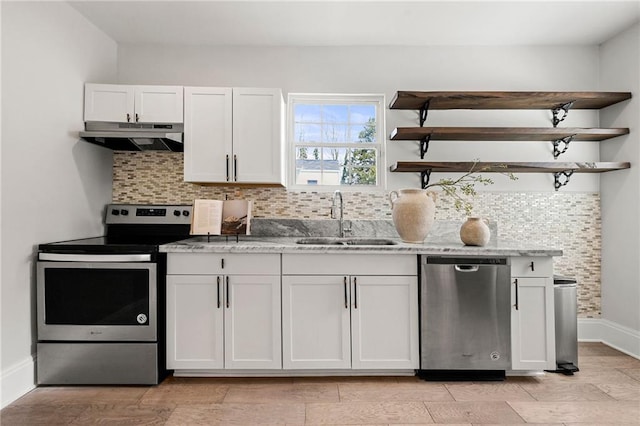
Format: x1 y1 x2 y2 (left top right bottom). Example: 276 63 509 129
389 127 629 141
389 91 632 110
389 161 631 174
387 90 632 189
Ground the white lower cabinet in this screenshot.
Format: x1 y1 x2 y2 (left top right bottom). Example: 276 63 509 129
282 275 352 369
167 275 224 369
166 254 281 370
510 256 556 371
282 254 419 370
351 275 419 369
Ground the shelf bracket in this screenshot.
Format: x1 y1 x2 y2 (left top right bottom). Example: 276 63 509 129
419 100 430 127
554 170 574 191
419 134 432 159
552 101 575 127
421 169 432 189
552 135 575 159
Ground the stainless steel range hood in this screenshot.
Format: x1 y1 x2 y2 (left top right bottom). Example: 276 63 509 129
79 122 184 152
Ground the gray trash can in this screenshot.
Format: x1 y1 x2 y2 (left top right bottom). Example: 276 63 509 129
552 275 579 375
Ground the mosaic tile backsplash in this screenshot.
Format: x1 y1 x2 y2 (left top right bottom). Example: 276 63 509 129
113 152 601 317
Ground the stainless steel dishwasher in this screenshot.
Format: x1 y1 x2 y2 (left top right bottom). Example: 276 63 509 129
419 256 511 380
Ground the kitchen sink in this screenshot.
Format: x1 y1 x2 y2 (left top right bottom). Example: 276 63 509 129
295 238 397 246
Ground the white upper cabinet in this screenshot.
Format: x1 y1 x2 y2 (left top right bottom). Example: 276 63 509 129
84 83 183 124
183 87 233 182
183 87 285 185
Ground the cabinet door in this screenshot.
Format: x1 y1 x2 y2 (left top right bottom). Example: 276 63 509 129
184 87 233 182
232 88 284 184
84 84 134 123
134 85 184 123
511 276 556 370
224 275 281 369
351 276 419 369
166 275 224 369
282 275 351 369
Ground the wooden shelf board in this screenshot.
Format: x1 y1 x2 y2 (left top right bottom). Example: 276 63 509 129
389 91 632 110
389 161 631 174
389 127 629 141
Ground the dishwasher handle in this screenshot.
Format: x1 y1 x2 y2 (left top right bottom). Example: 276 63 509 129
425 256 508 266
454 264 480 272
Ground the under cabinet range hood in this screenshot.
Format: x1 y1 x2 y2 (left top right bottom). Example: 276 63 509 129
79 122 184 152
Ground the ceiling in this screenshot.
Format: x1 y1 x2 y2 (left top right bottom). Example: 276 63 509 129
68 0 640 47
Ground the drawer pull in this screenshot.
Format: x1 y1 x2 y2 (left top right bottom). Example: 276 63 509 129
344 277 348 309
530 261 535 271
216 276 221 308
353 277 358 309
226 276 230 308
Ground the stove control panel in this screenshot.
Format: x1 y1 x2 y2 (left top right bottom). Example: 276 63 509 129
106 204 193 225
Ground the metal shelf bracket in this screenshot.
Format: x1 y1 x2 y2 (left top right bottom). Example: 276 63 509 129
552 101 575 127
421 169 432 189
554 170 574 191
552 134 575 159
419 134 432 159
419 100 430 127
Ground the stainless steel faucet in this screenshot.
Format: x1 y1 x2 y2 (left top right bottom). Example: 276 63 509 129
331 190 350 237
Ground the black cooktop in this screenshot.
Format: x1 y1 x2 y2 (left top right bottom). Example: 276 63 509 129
39 204 193 255
38 235 190 254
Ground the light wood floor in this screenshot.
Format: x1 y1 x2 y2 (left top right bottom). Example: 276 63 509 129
2 343 639 425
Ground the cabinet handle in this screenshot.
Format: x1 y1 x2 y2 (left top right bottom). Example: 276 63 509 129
225 155 230 181
216 276 221 309
233 155 238 181
126 113 131 122
514 278 519 310
344 277 348 309
530 261 535 271
353 277 358 309
221 258 225 269
135 113 139 123
226 276 230 308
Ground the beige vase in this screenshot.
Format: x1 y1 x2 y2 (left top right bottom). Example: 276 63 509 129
460 217 491 246
389 189 437 243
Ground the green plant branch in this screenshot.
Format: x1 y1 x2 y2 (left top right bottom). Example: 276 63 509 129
424 161 517 216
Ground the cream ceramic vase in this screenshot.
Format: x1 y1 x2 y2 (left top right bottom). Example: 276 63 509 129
460 217 491 246
389 189 437 243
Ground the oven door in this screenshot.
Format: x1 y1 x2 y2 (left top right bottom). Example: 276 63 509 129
37 255 157 342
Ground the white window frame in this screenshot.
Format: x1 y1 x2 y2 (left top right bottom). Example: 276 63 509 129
287 93 386 192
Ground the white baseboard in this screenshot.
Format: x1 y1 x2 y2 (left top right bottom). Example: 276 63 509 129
578 318 640 359
1 355 36 409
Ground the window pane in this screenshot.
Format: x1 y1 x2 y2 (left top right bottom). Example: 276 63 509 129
295 104 322 123
294 123 321 143
341 149 377 186
322 124 349 143
344 166 377 185
295 147 342 186
350 120 376 143
350 105 376 123
322 105 349 123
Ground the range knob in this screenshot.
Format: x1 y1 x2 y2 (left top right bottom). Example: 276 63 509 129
120 209 129 216
111 209 120 216
173 210 181 217
182 210 190 217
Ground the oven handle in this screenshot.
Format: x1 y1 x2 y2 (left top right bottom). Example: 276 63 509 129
38 253 152 262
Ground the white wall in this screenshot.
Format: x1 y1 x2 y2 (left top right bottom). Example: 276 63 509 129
599 23 640 349
117 44 603 192
1 2 116 407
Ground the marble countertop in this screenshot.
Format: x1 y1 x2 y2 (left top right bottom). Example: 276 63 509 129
160 219 562 256
160 235 562 256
